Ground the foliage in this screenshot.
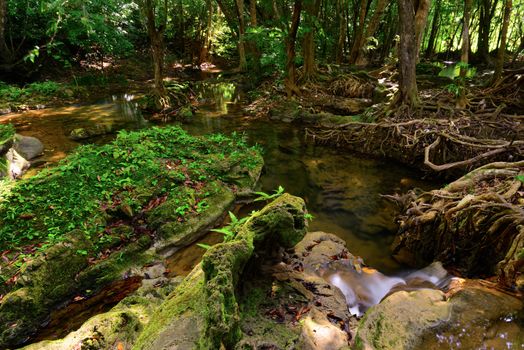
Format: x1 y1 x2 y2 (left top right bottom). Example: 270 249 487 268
254 185 285 202
0 126 261 252
245 26 287 76
0 124 15 144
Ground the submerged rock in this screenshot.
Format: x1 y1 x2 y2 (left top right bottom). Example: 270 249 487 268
69 124 113 140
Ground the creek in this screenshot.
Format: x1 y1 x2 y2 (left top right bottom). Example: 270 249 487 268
2 77 520 348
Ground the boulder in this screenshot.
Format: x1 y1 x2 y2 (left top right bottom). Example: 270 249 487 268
355 280 523 350
13 134 44 160
133 194 308 350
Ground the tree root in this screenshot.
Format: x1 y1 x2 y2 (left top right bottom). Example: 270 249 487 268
389 161 524 290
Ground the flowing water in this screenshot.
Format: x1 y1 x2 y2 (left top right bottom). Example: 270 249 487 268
2 79 521 347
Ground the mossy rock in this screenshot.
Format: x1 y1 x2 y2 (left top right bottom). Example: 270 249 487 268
0 126 263 348
134 194 308 350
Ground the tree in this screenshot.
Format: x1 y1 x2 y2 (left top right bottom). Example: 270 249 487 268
491 0 512 85
348 0 369 64
354 0 389 66
302 0 321 79
396 0 419 107
457 0 472 109
138 0 169 110
284 0 302 97
235 0 247 71
424 0 441 59
414 0 431 62
335 0 348 63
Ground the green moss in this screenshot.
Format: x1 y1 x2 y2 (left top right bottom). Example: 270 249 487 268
134 194 307 350
0 126 264 348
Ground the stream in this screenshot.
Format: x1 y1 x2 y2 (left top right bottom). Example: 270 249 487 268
2 78 522 348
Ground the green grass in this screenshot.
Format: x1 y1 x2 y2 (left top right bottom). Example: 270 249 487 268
0 126 261 252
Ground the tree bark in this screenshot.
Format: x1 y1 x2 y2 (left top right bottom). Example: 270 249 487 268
414 0 431 62
457 0 472 109
355 0 388 66
335 0 347 63
235 0 247 71
285 0 302 97
0 0 7 62
200 0 214 63
140 0 169 110
491 0 512 85
302 0 321 79
348 0 369 64
424 0 441 59
396 0 419 107
477 0 497 63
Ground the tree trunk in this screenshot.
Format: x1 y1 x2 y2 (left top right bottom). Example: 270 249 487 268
491 0 512 85
0 0 6 58
200 0 214 64
414 0 431 62
477 0 498 63
348 0 369 64
396 0 419 107
215 0 238 36
250 0 257 26
457 0 472 109
355 0 388 66
336 0 347 63
424 0 441 59
285 0 302 97
235 0 247 71
141 0 169 110
302 0 321 79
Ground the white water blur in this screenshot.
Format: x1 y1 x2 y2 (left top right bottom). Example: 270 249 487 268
321 261 451 317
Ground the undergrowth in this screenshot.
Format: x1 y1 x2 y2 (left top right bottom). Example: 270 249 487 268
0 126 260 252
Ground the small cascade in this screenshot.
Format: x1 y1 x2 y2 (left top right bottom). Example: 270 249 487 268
321 261 452 316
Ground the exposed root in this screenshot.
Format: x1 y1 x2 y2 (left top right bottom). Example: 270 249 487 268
305 69 523 176
329 73 375 98
389 161 524 289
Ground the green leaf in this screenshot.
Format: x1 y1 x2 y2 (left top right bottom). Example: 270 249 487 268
197 243 211 250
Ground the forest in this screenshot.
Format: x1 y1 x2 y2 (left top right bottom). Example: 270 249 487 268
0 0 523 349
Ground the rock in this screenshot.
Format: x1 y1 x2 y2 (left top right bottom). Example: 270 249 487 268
354 289 450 350
299 309 350 350
355 281 524 350
134 194 308 350
4 148 30 179
177 105 193 119
69 124 113 140
13 134 44 160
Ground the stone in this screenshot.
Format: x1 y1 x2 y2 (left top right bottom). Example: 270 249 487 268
355 281 524 350
69 124 113 140
13 134 44 160
4 148 30 179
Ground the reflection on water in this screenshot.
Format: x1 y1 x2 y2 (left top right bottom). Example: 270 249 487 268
181 114 431 272
0 95 146 162
0 82 433 272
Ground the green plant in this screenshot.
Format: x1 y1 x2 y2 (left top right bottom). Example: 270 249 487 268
254 186 285 202
516 175 524 183
197 243 212 250
0 123 15 144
